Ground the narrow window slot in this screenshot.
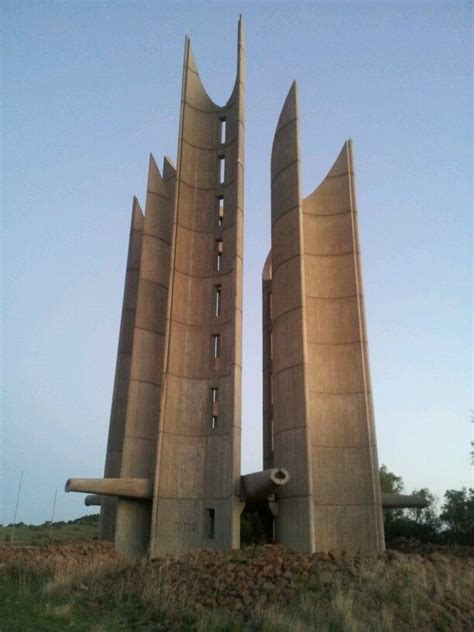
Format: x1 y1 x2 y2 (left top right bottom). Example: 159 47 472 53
214 285 221 317
213 334 220 359
206 508 215 539
217 196 224 227
216 239 223 272
220 118 226 144
211 387 219 403
212 415 218 429
219 156 225 184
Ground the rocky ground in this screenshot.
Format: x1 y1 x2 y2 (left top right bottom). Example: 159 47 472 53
1 540 473 630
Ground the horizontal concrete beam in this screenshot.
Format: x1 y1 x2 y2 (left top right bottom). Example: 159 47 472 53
84 494 102 506
381 493 428 509
241 468 290 500
65 478 152 500
72 478 427 511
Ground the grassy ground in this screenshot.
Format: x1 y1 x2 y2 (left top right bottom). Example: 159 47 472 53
0 514 99 546
1 540 473 631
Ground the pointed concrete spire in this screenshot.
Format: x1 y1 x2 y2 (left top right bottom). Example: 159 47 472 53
162 156 176 182
271 82 301 223
303 140 354 207
147 153 168 198
185 37 199 74
275 81 299 134
325 139 352 179
236 15 245 79
131 196 144 230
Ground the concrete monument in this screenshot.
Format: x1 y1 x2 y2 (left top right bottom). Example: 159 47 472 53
66 20 427 558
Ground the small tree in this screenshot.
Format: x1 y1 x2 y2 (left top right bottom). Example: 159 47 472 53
440 488 474 545
379 464 404 494
379 467 440 543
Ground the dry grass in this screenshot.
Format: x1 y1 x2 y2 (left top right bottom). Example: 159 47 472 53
1 542 473 631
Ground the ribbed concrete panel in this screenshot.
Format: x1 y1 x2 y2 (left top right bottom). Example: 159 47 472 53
114 156 176 558
303 141 384 553
270 83 315 552
100 198 144 541
268 87 384 553
150 19 245 557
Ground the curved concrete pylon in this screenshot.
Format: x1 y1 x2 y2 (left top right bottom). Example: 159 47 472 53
100 196 144 542
302 141 385 552
114 154 176 558
268 85 385 553
270 82 315 553
150 18 245 557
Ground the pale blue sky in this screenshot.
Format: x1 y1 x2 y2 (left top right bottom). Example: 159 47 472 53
1 1 472 524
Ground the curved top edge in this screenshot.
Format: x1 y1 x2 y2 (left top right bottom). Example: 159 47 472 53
303 139 353 204
262 250 272 281
275 81 298 135
271 81 299 172
184 18 244 112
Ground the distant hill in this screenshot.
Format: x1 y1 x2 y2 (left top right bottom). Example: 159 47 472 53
0 514 99 545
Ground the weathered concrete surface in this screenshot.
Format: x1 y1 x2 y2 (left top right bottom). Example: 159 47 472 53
267 83 385 553
302 139 384 553
100 197 144 541
150 18 245 557
113 156 176 558
269 82 315 553
66 478 152 499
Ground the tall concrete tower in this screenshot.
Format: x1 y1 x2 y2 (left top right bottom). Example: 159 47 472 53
149 20 245 557
66 20 245 559
263 83 385 553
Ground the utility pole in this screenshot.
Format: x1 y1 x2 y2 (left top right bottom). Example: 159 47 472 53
10 470 23 544
49 489 57 539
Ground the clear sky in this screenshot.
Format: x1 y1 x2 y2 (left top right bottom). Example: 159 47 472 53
1 1 472 525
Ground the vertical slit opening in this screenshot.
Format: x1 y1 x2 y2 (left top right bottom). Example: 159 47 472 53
216 239 223 272
215 285 221 317
213 334 220 359
211 387 219 403
220 118 226 144
219 156 225 184
217 196 224 227
206 508 215 539
212 415 218 429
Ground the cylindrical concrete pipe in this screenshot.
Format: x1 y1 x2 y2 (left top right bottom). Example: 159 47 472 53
241 468 290 501
85 494 102 506
65 478 152 500
381 493 428 509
